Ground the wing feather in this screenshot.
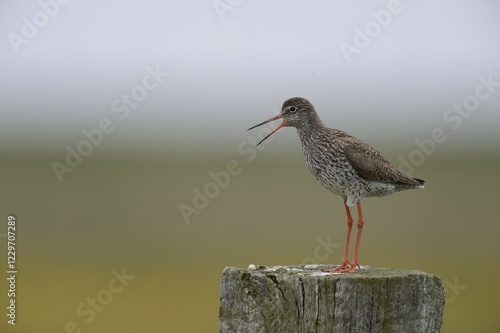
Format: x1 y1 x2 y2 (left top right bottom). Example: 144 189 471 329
343 138 423 186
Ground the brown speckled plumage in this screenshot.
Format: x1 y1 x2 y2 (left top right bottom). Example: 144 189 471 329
248 97 425 273
281 97 424 206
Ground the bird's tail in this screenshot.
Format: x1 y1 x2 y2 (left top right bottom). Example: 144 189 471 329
413 178 425 188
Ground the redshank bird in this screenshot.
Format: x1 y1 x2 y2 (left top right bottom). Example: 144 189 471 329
247 97 424 273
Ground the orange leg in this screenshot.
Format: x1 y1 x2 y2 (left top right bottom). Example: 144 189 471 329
351 202 364 269
324 202 364 273
323 202 353 273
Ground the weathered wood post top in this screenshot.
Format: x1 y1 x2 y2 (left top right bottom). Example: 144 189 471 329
219 264 445 333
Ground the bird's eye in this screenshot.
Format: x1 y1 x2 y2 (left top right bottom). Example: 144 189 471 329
289 106 297 112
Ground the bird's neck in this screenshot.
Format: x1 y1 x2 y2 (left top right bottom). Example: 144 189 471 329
296 113 325 143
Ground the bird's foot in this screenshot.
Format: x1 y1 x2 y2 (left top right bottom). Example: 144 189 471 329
323 261 359 273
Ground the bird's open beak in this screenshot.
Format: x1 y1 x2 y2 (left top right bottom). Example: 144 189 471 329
247 114 286 146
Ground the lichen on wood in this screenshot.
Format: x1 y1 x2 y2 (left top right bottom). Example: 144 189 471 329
219 264 444 333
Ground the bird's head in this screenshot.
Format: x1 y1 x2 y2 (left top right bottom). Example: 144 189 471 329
247 97 317 146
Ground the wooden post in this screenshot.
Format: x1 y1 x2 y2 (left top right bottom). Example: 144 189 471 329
219 265 445 333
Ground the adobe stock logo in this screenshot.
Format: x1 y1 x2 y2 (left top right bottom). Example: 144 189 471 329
7 0 73 54
213 0 245 21
51 65 168 182
178 109 280 225
398 71 500 175
50 267 135 333
302 235 340 265
339 0 409 64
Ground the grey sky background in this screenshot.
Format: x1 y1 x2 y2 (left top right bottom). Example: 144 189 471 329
1 0 499 156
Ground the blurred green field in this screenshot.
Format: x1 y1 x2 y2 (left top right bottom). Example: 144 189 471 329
1 151 499 332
